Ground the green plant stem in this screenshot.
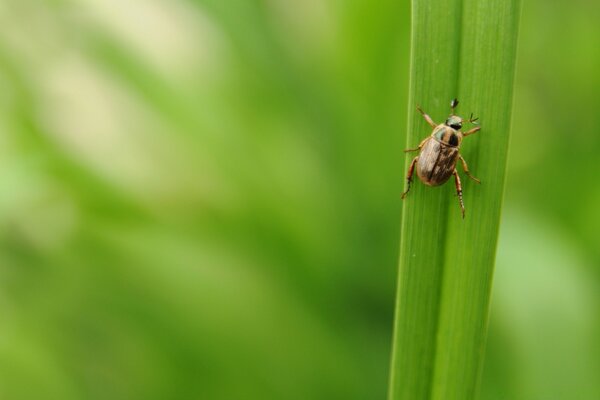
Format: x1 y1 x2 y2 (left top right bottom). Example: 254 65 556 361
388 1 522 399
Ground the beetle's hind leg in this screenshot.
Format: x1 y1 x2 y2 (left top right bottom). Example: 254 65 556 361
459 155 481 183
416 105 437 128
453 169 466 218
401 156 418 199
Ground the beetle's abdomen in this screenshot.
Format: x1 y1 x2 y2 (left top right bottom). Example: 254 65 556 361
416 140 459 186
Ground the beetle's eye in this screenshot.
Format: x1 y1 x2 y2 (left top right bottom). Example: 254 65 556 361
450 123 462 130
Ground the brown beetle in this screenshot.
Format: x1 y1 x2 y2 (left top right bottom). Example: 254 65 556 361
401 98 480 218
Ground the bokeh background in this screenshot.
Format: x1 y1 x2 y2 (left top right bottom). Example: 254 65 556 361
0 0 598 399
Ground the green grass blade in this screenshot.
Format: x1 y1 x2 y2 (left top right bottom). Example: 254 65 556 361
388 1 522 399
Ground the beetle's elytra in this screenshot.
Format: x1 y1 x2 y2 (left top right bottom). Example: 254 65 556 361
401 98 481 218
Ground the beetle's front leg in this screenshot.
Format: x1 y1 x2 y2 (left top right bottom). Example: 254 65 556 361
459 155 481 183
453 169 465 218
463 126 480 136
401 156 418 199
416 105 437 128
404 137 431 153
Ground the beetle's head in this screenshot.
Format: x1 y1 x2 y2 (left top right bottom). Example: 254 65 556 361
445 112 479 130
445 115 463 130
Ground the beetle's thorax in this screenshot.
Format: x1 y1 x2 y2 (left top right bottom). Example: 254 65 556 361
431 124 462 147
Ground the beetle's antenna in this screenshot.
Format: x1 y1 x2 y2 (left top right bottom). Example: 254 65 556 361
468 113 479 124
450 98 459 114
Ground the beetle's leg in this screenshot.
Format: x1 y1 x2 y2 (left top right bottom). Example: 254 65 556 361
404 137 430 152
463 126 481 136
416 105 437 128
459 155 481 183
453 169 465 218
401 157 418 199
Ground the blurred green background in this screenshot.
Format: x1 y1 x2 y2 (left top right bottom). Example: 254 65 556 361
0 1 598 399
